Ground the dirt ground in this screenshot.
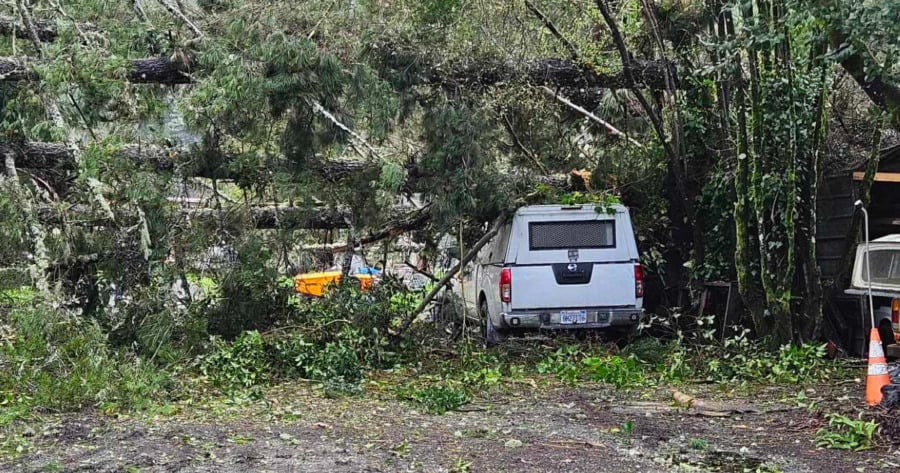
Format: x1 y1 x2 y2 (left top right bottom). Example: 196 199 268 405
4 377 900 473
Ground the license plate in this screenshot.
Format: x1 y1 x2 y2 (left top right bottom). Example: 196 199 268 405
560 310 588 324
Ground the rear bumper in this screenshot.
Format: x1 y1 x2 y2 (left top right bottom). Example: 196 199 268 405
500 308 643 329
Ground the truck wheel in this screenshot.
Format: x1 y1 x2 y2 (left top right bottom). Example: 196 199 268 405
480 298 504 346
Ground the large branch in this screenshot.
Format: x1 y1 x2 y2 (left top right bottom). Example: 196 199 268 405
0 15 62 42
377 42 678 91
5 140 572 190
0 55 192 84
1 141 368 181
1 53 675 90
190 206 354 230
395 213 508 335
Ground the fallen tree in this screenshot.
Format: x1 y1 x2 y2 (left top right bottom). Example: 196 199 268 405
0 55 192 84
1 141 370 181
0 53 676 91
4 140 572 189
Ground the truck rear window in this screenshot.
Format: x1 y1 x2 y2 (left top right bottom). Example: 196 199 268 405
862 249 900 285
528 220 615 250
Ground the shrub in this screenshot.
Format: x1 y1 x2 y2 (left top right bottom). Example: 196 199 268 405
0 290 172 417
403 384 470 414
201 330 271 391
200 277 418 394
815 414 878 451
582 355 645 388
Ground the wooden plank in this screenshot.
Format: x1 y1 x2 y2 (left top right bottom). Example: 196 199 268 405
852 171 900 182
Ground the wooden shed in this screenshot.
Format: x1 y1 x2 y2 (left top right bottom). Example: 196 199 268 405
817 143 900 354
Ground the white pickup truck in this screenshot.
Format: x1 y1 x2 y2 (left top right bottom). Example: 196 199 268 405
845 234 900 356
473 204 644 343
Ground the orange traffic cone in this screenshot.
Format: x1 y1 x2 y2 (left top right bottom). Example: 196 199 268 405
866 328 891 406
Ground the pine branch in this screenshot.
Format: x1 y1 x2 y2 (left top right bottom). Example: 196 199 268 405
540 86 643 147
154 0 203 39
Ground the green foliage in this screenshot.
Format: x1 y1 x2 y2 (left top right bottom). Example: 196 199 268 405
582 355 645 388
695 168 736 281
646 311 837 384
617 419 634 437
0 294 173 419
419 102 509 226
815 414 878 451
688 438 708 450
401 384 471 414
702 341 831 384
201 331 272 391
535 345 583 384
555 191 621 215
200 277 417 394
536 345 647 387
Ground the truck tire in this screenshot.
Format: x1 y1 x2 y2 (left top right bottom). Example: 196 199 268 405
480 297 505 346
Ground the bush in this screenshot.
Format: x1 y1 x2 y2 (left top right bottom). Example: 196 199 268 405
201 330 272 391
582 355 645 388
200 277 418 394
815 414 878 451
0 289 172 417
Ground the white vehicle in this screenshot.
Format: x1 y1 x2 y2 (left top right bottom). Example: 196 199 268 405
846 234 900 356
473 204 644 343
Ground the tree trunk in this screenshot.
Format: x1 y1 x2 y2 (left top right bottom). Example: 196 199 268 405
5 141 573 192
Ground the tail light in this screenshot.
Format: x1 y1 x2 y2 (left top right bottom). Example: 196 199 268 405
892 299 900 332
500 268 512 303
634 264 644 298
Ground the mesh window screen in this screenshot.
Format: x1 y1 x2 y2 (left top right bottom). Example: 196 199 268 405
528 221 615 250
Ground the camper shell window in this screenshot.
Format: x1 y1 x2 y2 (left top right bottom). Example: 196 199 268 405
528 220 616 251
861 249 900 286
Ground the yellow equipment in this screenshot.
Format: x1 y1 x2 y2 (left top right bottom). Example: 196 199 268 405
294 270 376 297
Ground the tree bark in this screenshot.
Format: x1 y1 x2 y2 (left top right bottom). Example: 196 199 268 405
828 29 900 130
5 140 572 190
0 15 66 42
0 55 192 84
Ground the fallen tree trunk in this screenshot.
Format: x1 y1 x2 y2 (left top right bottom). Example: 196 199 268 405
0 52 676 90
0 15 93 42
189 205 355 230
435 57 678 91
1 15 666 91
5 140 572 189
0 55 192 84
1 141 369 181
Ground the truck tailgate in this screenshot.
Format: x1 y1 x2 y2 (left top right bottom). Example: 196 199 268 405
509 262 635 310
